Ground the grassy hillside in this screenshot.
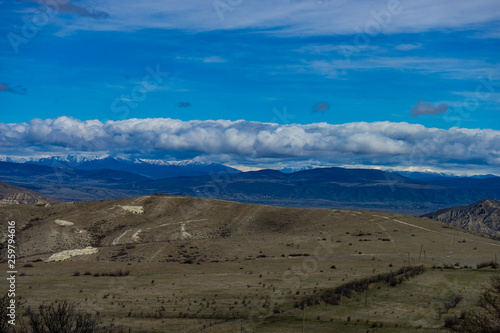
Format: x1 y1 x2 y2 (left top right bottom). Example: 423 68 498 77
0 194 499 332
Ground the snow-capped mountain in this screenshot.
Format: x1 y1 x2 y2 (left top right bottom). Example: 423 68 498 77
0 155 241 179
390 170 499 181
0 154 107 165
278 165 317 173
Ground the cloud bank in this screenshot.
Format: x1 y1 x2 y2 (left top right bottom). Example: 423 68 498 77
0 117 499 172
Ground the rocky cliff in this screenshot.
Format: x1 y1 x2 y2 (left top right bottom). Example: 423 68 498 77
421 199 500 237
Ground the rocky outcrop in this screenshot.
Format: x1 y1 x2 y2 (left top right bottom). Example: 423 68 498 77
421 199 500 237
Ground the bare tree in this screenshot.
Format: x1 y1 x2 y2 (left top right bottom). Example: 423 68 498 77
25 300 120 333
450 275 500 332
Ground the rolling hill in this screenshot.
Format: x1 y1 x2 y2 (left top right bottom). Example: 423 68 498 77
1 195 500 332
0 181 59 205
0 193 497 264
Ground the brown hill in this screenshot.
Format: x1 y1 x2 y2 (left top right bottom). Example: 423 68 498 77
0 180 60 205
2 194 500 332
1 194 498 266
421 198 500 237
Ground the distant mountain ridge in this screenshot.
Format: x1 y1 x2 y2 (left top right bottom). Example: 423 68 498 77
0 161 150 202
278 165 316 173
0 154 103 164
393 170 498 181
1 156 500 215
130 167 500 215
0 156 241 179
421 199 500 237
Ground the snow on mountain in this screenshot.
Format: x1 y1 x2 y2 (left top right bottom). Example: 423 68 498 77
0 154 108 164
137 159 219 168
278 165 317 173
0 155 241 179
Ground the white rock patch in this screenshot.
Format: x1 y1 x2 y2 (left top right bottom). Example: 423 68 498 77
54 219 74 226
131 229 142 242
181 223 192 240
118 205 144 214
46 247 98 262
112 230 130 245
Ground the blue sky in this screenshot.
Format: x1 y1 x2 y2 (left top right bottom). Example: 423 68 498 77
1 0 499 174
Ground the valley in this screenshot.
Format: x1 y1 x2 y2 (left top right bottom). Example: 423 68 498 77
1 159 499 215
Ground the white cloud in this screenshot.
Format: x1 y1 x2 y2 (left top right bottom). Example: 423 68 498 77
40 0 500 37
175 56 227 63
394 43 422 51
303 56 497 80
308 60 340 78
202 56 227 63
0 117 499 172
297 44 381 55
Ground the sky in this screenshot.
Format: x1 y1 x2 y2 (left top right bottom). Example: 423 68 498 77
1 0 499 174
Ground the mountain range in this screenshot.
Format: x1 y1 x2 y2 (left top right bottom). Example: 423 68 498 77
132 167 500 214
0 155 240 179
0 156 499 215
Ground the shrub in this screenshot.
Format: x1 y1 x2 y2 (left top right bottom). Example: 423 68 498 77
444 315 459 329
294 265 425 309
25 300 122 332
444 294 463 311
449 275 500 332
476 261 499 269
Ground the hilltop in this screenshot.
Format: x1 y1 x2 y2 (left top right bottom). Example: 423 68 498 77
1 193 498 265
0 181 59 205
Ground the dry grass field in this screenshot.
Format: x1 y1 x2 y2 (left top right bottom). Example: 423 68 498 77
1 194 499 331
